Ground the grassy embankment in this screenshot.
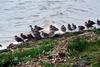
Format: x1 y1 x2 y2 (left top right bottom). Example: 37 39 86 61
0 29 100 67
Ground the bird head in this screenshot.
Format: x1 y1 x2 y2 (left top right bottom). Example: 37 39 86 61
15 35 17 38
29 25 32 28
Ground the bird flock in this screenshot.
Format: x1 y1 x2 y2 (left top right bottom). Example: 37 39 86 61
1 19 100 48
14 19 100 44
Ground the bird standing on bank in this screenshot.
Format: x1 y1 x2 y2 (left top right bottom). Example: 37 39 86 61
34 25 43 31
33 30 41 40
29 25 41 40
97 19 100 25
72 23 77 30
29 25 35 33
48 31 55 38
61 25 66 32
50 25 59 32
27 33 34 41
41 31 49 38
88 20 96 25
20 33 28 40
78 26 85 31
0 44 2 47
85 22 93 29
15 35 24 43
68 24 73 31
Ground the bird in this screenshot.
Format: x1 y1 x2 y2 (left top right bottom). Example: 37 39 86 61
88 20 96 25
14 35 24 42
29 25 42 40
68 24 73 31
85 20 95 29
48 31 55 38
33 30 41 40
7 43 16 49
61 25 66 32
29 25 35 34
78 26 85 31
50 25 59 32
97 19 100 25
20 33 28 40
34 25 43 31
27 33 34 40
41 31 49 38
72 23 77 30
0 44 2 47
85 22 93 29
29 25 34 31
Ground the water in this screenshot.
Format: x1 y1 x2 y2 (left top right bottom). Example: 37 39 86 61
0 0 100 50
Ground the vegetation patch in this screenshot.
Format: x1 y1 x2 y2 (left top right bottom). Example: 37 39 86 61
0 39 55 67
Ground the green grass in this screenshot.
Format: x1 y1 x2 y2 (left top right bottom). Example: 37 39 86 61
68 37 100 67
0 39 56 67
68 37 89 55
1 29 100 67
92 28 100 34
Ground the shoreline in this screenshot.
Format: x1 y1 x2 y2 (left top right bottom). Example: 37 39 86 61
0 28 99 51
0 28 100 67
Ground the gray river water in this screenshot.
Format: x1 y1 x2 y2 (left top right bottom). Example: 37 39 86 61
0 0 100 50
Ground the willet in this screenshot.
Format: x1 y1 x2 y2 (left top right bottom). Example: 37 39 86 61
61 25 66 32
78 26 85 31
14 35 24 43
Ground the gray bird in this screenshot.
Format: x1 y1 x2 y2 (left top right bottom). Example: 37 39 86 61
0 44 2 47
72 23 77 30
97 19 100 25
29 25 41 40
50 25 59 32
78 26 85 31
15 35 24 42
27 33 34 41
33 30 41 40
85 22 93 28
48 31 55 38
88 20 96 25
20 33 28 40
34 25 43 31
41 31 49 38
68 24 73 31
61 25 66 32
29 25 35 33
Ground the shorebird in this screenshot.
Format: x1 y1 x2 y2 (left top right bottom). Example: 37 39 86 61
20 33 28 40
7 43 13 49
48 31 55 38
0 44 2 47
33 30 41 40
72 23 77 30
41 31 49 38
50 25 59 32
85 22 93 29
88 20 96 25
14 35 24 43
68 24 73 31
29 25 42 40
34 25 43 31
7 43 18 52
27 33 34 40
78 26 85 31
29 25 34 31
29 25 35 34
61 25 66 32
97 19 100 25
